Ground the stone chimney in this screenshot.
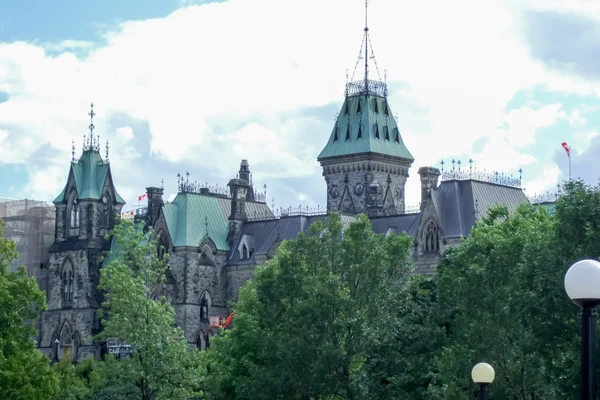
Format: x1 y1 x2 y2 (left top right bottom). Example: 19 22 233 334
146 186 164 227
418 167 441 210
227 161 251 245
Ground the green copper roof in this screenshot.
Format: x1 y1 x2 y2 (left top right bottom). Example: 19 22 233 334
162 193 274 251
53 150 126 204
162 193 231 251
317 94 414 162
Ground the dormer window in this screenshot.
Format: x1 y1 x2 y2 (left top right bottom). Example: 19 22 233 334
384 126 390 141
394 128 400 143
344 102 349 116
345 125 351 141
384 101 389 116
356 100 362 114
373 99 379 113
357 125 362 139
242 244 248 260
375 125 380 139
333 127 339 142
69 199 80 228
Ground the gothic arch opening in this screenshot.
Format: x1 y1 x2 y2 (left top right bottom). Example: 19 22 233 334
423 220 440 253
61 258 74 308
56 320 74 360
67 189 80 233
156 230 169 259
200 291 212 322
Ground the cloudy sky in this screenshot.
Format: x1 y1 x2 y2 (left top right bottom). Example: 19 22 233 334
1 0 599 211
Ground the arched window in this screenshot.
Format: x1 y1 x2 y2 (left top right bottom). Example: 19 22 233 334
242 244 248 260
206 332 212 350
200 293 209 321
100 205 109 228
62 260 74 307
157 232 168 259
424 221 440 253
70 198 80 228
57 321 73 360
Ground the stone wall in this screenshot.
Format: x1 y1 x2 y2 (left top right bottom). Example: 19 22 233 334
168 247 229 344
322 157 411 215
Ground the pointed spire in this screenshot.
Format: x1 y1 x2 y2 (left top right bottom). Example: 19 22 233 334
364 0 369 89
346 0 385 98
88 103 95 148
105 140 109 162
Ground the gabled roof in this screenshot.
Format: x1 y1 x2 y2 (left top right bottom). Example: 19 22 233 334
227 214 358 265
432 179 530 238
317 94 414 162
370 213 420 238
162 193 274 251
53 150 125 204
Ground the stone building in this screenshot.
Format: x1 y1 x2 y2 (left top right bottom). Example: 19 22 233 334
37 12 534 361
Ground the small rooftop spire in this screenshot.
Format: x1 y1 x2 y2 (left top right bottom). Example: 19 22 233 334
347 0 385 98
71 139 75 162
88 103 95 147
105 139 109 162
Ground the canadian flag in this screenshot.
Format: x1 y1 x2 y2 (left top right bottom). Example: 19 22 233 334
138 193 148 201
561 142 570 158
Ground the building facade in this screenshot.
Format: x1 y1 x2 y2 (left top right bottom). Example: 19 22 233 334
37 13 534 361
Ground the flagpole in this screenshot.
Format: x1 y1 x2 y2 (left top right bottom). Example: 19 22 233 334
569 153 572 181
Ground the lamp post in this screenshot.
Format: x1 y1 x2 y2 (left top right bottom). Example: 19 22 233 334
472 362 495 400
565 259 600 400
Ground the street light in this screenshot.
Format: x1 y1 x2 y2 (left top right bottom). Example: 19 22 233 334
472 362 494 400
565 259 600 400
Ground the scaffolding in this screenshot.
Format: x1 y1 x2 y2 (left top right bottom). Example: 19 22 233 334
0 198 55 288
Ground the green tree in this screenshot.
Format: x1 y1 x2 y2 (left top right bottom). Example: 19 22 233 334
431 200 584 399
0 220 58 399
98 219 205 400
206 213 442 399
52 358 101 400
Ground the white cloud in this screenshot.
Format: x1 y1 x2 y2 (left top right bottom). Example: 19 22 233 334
0 0 597 208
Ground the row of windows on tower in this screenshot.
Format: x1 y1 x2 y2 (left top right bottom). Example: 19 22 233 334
333 124 401 143
344 97 389 116
68 200 112 230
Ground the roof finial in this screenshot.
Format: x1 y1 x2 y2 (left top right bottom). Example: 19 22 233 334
72 139 75 161
364 0 369 91
105 139 109 162
88 103 95 148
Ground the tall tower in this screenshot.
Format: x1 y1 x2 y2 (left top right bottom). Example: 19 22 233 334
39 104 126 362
318 1 414 216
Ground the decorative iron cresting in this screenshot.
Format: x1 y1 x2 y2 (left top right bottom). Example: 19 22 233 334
176 173 266 202
345 79 387 98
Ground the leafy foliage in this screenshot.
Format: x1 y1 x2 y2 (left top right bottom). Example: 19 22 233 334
206 213 441 399
431 180 600 399
0 220 58 399
98 219 205 400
